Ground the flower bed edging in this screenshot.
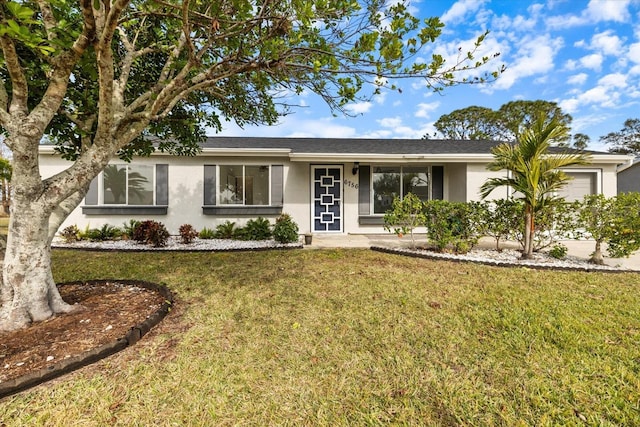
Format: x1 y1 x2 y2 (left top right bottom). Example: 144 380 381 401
371 246 639 273
0 279 174 400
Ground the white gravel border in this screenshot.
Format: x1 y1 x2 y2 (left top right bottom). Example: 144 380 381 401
53 236 638 272
52 236 303 251
373 246 638 272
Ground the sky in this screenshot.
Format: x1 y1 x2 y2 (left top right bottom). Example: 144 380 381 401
216 0 640 152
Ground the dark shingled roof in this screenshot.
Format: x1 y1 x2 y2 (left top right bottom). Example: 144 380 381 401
202 137 610 155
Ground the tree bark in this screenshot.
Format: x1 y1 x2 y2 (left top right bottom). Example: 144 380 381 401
0 196 77 331
589 240 605 265
522 206 534 259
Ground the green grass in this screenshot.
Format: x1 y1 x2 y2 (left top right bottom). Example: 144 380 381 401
2 249 640 426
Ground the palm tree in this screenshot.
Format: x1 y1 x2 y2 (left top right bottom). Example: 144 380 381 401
479 115 591 259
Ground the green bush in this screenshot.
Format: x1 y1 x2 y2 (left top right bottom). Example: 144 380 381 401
122 219 141 240
243 217 272 240
214 221 236 239
383 193 425 249
531 201 578 252
198 227 216 240
231 226 248 241
133 220 169 247
85 224 122 242
549 243 568 259
59 225 80 243
273 213 299 243
422 200 483 254
77 224 92 241
481 199 522 251
179 224 198 244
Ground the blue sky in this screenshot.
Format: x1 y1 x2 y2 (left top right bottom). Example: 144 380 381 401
217 0 640 152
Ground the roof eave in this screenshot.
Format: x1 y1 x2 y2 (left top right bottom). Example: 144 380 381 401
199 147 291 157
288 153 495 163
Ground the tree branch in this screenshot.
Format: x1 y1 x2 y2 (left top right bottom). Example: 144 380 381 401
36 0 58 40
0 36 28 120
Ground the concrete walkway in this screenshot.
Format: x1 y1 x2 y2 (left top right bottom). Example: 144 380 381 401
305 233 640 271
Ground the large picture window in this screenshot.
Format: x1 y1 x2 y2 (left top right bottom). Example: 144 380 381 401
103 164 154 205
372 166 430 214
219 165 270 205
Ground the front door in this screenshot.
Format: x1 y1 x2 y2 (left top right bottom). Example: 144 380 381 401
311 165 343 232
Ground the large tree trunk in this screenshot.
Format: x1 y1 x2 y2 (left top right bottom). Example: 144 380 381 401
0 196 77 331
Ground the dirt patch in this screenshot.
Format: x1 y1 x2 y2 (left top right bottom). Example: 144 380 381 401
0 281 166 384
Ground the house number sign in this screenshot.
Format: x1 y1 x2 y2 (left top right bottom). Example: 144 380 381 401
343 179 359 189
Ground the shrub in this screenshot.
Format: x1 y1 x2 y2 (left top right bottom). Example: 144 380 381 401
214 221 236 239
133 220 169 247
122 219 141 240
579 192 640 262
605 192 640 258
77 224 92 241
132 220 152 243
273 213 299 243
243 217 272 240
549 243 568 259
198 227 216 239
85 224 122 242
422 200 483 254
232 226 249 241
179 224 198 244
383 193 425 249
531 201 578 252
59 225 80 243
145 221 170 247
481 199 522 251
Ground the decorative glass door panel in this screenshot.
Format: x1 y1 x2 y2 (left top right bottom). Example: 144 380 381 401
312 166 342 232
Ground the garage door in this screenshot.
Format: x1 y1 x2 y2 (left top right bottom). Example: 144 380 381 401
558 172 596 202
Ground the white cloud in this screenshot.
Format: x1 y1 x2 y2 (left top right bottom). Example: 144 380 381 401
563 59 578 71
559 76 625 114
574 39 587 49
579 53 603 70
217 115 359 139
491 13 537 32
597 73 627 88
414 102 440 119
441 0 489 25
344 102 373 115
590 30 624 55
567 73 588 85
580 86 620 106
628 42 640 64
547 0 632 29
490 35 562 90
546 14 588 29
585 0 632 22
378 116 403 128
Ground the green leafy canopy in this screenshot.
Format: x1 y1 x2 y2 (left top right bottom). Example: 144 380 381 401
0 0 504 161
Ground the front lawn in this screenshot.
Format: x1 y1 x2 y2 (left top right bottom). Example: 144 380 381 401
2 249 639 425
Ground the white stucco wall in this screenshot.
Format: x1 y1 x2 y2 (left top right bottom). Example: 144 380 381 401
465 163 509 201
38 151 627 237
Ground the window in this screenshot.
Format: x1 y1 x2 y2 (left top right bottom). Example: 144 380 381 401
219 165 270 205
103 164 154 205
372 166 430 214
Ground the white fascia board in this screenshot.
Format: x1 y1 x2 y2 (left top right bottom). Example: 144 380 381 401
288 153 495 163
199 148 291 157
37 145 292 157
